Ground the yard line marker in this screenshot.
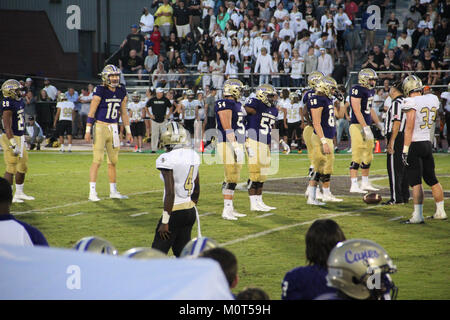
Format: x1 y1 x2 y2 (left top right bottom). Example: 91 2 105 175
388 216 404 221
67 212 86 217
199 212 215 217
130 212 149 217
220 206 379 247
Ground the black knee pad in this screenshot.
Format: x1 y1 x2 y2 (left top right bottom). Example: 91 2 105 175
349 161 360 170
312 172 321 182
360 162 371 169
222 182 237 191
320 174 331 183
248 180 259 190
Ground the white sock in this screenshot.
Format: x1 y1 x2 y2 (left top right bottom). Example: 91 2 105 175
16 183 24 194
323 187 331 196
362 176 369 185
308 186 317 201
89 182 96 193
224 199 233 208
413 204 424 220
256 195 263 203
436 201 445 213
68 144 72 150
351 177 358 186
250 195 258 207
110 183 117 194
60 144 65 150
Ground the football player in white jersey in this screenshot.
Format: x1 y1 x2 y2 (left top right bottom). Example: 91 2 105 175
181 90 202 138
284 91 303 150
53 93 75 153
127 91 146 152
401 75 447 223
151 121 201 257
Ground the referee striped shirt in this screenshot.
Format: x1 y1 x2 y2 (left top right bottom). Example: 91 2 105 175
384 96 406 135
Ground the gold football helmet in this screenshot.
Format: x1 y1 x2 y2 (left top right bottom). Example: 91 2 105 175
223 79 244 100
256 84 277 106
358 68 378 89
1 79 23 100
326 239 398 300
131 91 141 102
180 237 219 258
307 71 324 89
402 75 423 96
122 247 167 259
101 64 121 88
57 92 67 102
160 121 188 150
73 236 118 255
315 76 338 98
289 91 299 102
186 89 195 99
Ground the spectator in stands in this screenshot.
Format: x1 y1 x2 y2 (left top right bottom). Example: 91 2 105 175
372 45 385 67
25 116 44 151
120 49 145 83
379 58 396 82
150 25 162 55
79 87 93 136
397 30 412 50
152 62 168 88
199 247 239 292
362 52 379 71
120 24 145 58
140 7 155 35
255 47 274 85
333 5 350 59
317 47 333 76
144 47 159 79
198 54 211 90
204 86 217 147
336 96 350 150
42 78 57 101
165 32 181 64
344 0 358 22
387 49 401 71
383 32 397 51
281 219 346 300
36 89 54 136
422 49 438 85
210 51 225 97
343 20 360 70
419 14 434 30
434 18 449 51
180 32 198 66
217 5 230 31
173 0 191 40
271 51 282 89
280 49 291 87
154 0 174 41
143 34 154 59
404 5 422 27
412 22 427 50
24 91 36 120
146 87 172 153
386 12 400 38
187 0 202 36
290 48 305 88
65 87 81 139
416 27 432 51
24 78 36 97
225 53 239 80
236 287 270 300
0 177 47 246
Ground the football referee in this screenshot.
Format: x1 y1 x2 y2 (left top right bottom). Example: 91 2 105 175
383 81 409 205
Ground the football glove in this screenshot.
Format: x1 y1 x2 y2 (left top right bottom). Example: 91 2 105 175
376 122 385 137
245 144 255 158
280 140 290 154
9 139 20 156
401 152 409 166
232 142 244 163
363 126 374 141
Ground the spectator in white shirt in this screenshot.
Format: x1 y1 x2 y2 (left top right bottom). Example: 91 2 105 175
278 35 292 56
279 21 295 42
290 49 305 88
397 30 412 49
139 7 154 34
295 31 312 58
274 2 289 23
254 47 274 85
43 78 58 101
317 47 333 76
293 15 309 34
225 53 240 80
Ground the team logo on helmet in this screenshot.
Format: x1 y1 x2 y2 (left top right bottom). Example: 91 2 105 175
101 64 121 88
307 71 324 89
180 237 219 258
326 239 398 300
315 76 338 98
358 68 378 89
255 84 277 107
402 75 423 97
73 236 118 255
223 79 244 100
1 79 23 101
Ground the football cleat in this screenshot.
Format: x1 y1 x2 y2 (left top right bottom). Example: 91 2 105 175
316 189 323 200
110 192 129 199
222 207 238 220
258 201 276 210
89 193 101 202
250 202 271 212
322 193 343 202
14 193 35 201
401 215 424 224
427 211 448 220
361 183 379 191
350 184 367 194
12 196 24 203
307 198 326 206
232 210 247 218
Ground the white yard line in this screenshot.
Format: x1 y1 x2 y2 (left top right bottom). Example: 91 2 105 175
256 213 274 218
66 212 86 217
130 212 149 217
220 205 379 247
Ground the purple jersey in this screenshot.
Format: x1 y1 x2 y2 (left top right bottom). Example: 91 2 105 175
244 98 278 145
302 89 315 125
349 84 375 125
1 97 25 136
215 98 246 144
93 85 127 123
308 94 336 139
282 265 337 300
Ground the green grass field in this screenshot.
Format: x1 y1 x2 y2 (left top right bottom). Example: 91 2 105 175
3 150 450 300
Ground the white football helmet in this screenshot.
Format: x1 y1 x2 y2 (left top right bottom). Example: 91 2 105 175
180 237 219 258
73 236 118 255
122 247 167 259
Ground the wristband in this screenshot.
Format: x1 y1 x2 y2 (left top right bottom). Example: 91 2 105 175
9 138 17 147
87 117 95 124
85 126 91 134
162 211 170 224
403 145 409 154
225 129 234 135
125 125 131 135
320 137 327 145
